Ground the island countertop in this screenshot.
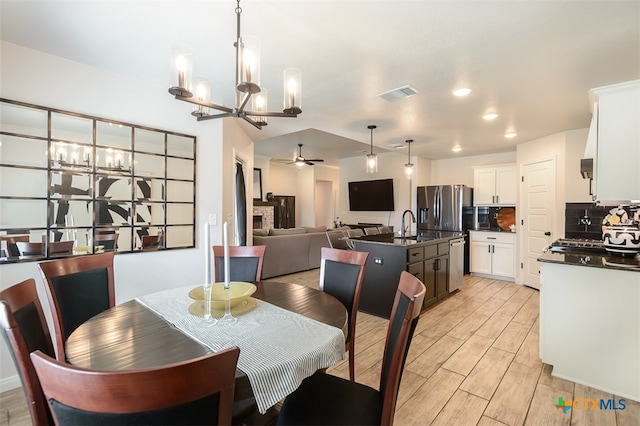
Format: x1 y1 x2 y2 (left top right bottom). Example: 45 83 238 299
538 250 640 272
349 231 464 247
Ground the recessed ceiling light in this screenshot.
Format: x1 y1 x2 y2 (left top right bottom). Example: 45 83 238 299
483 112 498 121
452 145 462 152
504 132 517 139
452 87 473 97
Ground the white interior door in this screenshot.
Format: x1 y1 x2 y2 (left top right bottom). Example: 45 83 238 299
521 158 556 289
314 180 333 228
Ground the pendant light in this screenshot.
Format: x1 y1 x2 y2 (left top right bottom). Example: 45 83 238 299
404 139 414 179
366 125 378 173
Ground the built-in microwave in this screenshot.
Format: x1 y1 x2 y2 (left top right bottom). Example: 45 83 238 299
465 206 500 231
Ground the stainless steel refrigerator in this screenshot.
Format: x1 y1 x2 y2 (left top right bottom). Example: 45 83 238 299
417 185 473 274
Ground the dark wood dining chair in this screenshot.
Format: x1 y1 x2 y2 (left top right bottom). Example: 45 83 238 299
31 346 240 425
95 232 119 251
15 242 46 256
37 252 115 361
0 278 55 426
49 241 74 256
1 235 29 257
141 234 161 250
326 230 349 250
319 247 368 382
212 245 267 282
277 271 426 426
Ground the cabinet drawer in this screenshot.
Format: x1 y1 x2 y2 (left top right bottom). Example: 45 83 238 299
407 261 423 278
407 247 424 262
470 231 515 244
423 244 438 259
437 242 449 255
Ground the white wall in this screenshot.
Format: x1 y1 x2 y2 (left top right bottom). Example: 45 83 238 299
0 42 247 389
338 152 414 232
431 151 517 186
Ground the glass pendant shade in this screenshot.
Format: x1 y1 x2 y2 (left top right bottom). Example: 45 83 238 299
237 35 261 93
283 68 302 114
252 89 268 126
366 125 378 173
191 76 211 117
169 46 193 97
405 163 414 179
366 154 378 173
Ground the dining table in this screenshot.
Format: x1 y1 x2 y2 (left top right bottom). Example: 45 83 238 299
65 280 348 414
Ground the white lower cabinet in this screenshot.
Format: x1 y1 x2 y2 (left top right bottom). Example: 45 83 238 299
469 231 515 280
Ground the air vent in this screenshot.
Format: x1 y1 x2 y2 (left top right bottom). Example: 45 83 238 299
377 84 418 102
388 143 405 149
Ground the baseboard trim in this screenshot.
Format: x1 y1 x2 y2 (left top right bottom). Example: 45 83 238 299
0 375 21 393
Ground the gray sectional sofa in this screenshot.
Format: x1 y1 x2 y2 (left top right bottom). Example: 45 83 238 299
252 226 331 279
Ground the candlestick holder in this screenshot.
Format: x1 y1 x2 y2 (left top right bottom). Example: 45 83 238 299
201 283 218 326
217 282 237 325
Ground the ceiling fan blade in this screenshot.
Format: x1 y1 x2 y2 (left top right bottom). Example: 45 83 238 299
306 158 324 162
305 161 315 166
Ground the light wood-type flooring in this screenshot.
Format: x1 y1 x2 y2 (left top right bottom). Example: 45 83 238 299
2 270 638 425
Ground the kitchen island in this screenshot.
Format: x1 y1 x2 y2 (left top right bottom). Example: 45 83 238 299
538 251 640 402
352 231 463 318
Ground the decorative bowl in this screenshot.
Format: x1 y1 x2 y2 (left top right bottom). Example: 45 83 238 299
602 225 640 257
189 282 257 310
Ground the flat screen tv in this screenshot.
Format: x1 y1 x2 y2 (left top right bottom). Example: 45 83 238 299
348 178 395 211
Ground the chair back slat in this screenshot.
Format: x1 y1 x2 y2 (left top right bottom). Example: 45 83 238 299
31 347 239 425
319 247 368 381
212 245 266 283
0 278 55 425
38 252 115 361
379 271 425 425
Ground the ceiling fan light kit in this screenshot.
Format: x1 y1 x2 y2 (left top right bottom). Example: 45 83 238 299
167 0 301 129
366 125 378 174
283 144 324 167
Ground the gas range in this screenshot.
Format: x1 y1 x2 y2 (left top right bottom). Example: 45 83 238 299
548 238 608 255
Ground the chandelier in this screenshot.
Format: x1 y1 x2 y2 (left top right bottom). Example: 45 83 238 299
366 125 378 173
167 0 302 129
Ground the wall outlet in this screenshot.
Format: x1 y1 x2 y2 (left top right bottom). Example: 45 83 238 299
209 213 216 226
374 257 383 265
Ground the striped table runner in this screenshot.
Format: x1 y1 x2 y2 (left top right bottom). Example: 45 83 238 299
137 286 345 413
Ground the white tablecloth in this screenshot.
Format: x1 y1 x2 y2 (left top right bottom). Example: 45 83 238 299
136 285 345 413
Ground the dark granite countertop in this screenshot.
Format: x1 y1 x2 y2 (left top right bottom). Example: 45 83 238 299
538 250 640 272
350 231 464 247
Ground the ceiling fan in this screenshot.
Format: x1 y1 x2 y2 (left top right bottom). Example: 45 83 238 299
277 144 324 166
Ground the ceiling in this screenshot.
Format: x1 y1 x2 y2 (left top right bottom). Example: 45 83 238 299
1 1 639 167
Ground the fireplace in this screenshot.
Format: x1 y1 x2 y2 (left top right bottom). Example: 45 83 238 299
252 202 275 230
253 215 263 229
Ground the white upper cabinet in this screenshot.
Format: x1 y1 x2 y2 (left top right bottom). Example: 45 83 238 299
473 165 517 206
589 80 640 204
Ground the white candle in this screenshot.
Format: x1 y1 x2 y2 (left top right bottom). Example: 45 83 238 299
204 221 210 284
223 221 230 288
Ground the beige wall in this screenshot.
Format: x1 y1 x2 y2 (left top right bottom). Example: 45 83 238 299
0 41 241 389
431 151 517 186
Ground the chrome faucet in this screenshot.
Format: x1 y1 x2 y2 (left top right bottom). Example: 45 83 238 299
401 209 416 238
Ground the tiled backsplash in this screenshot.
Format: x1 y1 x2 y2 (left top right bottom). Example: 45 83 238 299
564 203 618 239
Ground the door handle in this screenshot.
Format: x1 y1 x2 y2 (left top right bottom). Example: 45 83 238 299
544 231 551 236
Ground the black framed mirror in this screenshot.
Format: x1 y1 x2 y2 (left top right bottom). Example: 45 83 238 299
0 98 197 262
253 168 262 201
